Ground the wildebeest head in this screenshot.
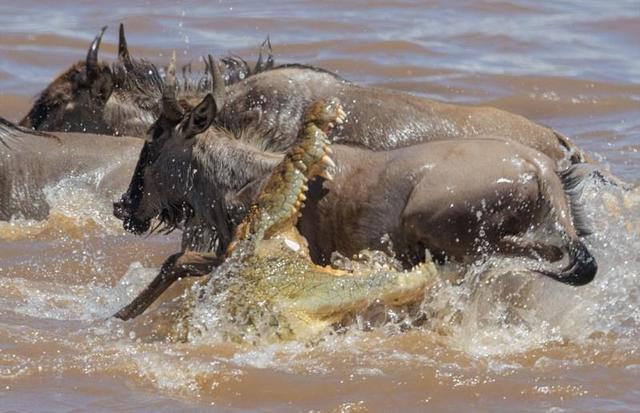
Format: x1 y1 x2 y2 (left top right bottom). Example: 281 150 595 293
20 24 164 136
20 27 116 133
113 53 224 235
114 53 283 256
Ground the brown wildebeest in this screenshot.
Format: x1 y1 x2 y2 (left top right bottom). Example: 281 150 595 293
112 89 596 320
19 24 275 137
20 25 587 169
0 117 141 221
217 65 585 165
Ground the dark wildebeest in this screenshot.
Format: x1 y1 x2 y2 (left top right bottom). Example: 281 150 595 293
20 24 275 137
0 117 141 221
112 86 596 319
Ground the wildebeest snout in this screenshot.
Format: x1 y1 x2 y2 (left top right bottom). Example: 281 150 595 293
112 197 130 221
113 196 152 234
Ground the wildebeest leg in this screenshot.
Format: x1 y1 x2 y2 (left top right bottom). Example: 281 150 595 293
114 251 222 320
498 236 563 262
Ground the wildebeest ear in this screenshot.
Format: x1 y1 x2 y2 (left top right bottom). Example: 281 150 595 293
89 66 114 104
184 94 217 138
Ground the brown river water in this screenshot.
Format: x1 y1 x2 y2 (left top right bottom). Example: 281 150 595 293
1 1 639 411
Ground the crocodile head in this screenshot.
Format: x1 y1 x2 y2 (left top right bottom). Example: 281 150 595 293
189 99 438 343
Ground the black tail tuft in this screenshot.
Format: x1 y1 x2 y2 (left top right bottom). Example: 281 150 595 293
536 241 597 286
554 131 587 164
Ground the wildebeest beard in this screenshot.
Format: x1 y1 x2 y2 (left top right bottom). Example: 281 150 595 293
117 121 282 257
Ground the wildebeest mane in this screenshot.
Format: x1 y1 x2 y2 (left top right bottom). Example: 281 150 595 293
268 63 345 80
110 56 164 107
175 52 280 98
182 60 344 96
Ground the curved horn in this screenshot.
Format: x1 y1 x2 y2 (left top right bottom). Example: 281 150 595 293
162 51 184 122
208 54 225 110
255 35 274 72
264 36 274 70
118 23 133 68
86 26 107 76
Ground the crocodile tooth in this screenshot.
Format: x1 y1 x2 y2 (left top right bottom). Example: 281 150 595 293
321 171 334 181
321 154 336 168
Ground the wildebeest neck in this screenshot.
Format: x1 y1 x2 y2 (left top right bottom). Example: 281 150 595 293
187 129 284 250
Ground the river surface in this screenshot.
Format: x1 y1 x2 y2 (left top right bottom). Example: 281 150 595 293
0 1 639 412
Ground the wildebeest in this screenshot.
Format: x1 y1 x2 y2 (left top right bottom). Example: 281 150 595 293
20 24 275 137
0 117 141 221
116 48 595 236
20 25 586 168
113 88 596 320
217 66 586 166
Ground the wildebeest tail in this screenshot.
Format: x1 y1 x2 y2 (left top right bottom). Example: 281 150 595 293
559 164 592 236
535 240 597 286
554 131 589 164
532 161 597 286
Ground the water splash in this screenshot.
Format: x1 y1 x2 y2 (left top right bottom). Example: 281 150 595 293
1 173 638 405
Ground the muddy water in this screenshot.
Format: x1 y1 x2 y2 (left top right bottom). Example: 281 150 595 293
1 1 639 412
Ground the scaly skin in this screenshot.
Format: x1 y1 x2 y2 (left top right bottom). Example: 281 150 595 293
231 98 344 245
190 99 438 343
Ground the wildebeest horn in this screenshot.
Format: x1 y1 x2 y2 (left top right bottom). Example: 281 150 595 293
255 35 274 72
162 51 184 122
86 26 107 77
118 23 133 69
208 54 225 110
